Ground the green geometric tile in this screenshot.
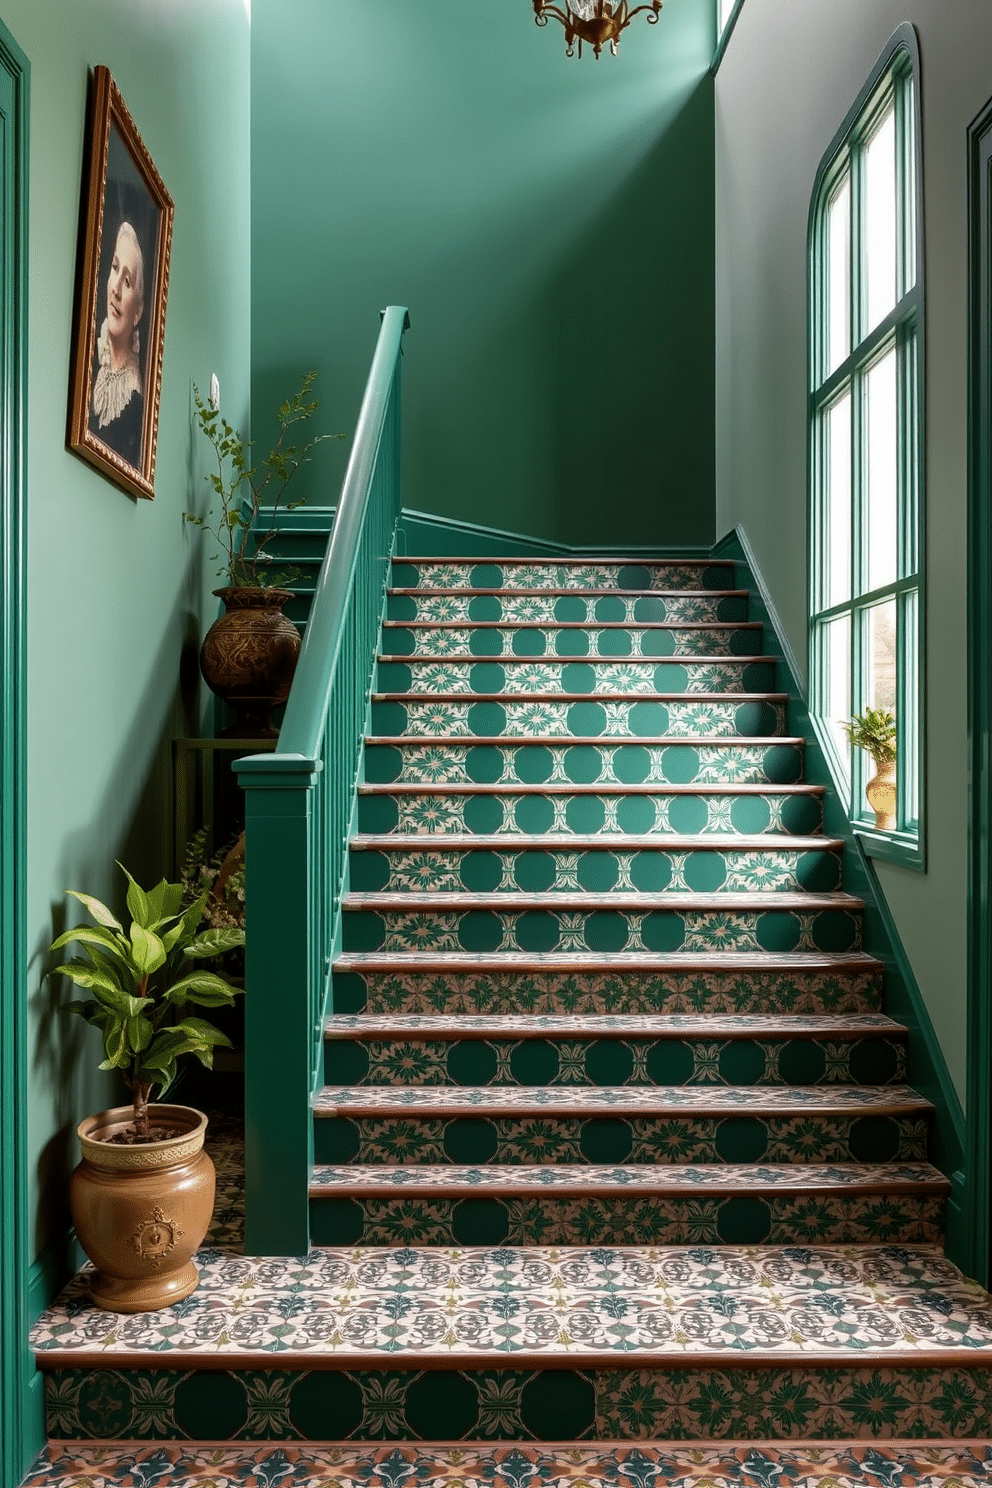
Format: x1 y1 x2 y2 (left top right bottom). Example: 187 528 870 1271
370 697 788 739
384 623 761 660
377 657 776 698
397 560 734 592
363 742 807 787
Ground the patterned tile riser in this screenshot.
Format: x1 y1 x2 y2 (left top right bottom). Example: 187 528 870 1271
371 699 788 739
350 847 843 896
386 626 759 659
388 592 749 623
44 1362 992 1441
308 1193 944 1249
359 793 825 838
324 1035 906 1088
377 659 777 698
314 1114 930 1167
26 1442 992 1488
343 908 864 955
365 742 806 788
338 970 885 1016
401 561 735 591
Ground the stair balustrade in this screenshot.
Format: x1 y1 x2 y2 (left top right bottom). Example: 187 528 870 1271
235 306 410 1255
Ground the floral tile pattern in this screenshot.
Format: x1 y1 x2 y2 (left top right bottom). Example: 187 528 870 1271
398 561 734 591
379 793 821 838
382 659 773 698
310 1160 942 1191
345 964 884 1016
23 1439 992 1486
391 591 749 623
32 1245 992 1363
386 624 759 660
373 698 788 740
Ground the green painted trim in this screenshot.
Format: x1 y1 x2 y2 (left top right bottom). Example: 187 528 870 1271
397 508 714 561
0 16 31 1478
718 528 965 1262
711 525 803 683
711 0 744 74
805 24 926 869
27 1232 85 1325
966 92 992 1288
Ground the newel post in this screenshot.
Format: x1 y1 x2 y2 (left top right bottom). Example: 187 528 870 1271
235 752 323 1256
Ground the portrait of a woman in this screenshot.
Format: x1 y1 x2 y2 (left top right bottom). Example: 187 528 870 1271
88 219 146 469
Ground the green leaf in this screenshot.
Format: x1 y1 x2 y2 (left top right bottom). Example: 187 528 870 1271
52 960 127 998
165 970 241 1007
49 924 128 961
119 865 151 928
161 894 207 954
66 891 123 933
129 923 166 975
146 878 185 926
183 928 245 958
101 1021 129 1070
126 1015 154 1054
174 1016 231 1046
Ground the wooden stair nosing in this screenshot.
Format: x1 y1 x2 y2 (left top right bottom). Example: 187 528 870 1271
374 691 789 703
392 556 738 568
343 889 865 911
323 1011 907 1039
366 734 808 749
379 654 779 667
308 1161 948 1198
312 1083 933 1117
350 833 842 852
333 948 883 971
359 783 823 797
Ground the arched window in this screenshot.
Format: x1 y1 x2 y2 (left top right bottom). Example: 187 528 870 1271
808 25 924 868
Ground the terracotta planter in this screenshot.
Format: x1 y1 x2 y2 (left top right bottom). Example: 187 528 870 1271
70 1104 215 1313
865 757 897 831
199 586 301 738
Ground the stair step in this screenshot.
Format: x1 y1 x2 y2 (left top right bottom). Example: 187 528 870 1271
27 1443 992 1484
388 587 751 623
371 696 789 739
323 1010 907 1089
348 840 845 896
360 792 824 836
308 1162 945 1246
377 658 778 696
392 557 737 591
333 950 885 1016
384 621 763 660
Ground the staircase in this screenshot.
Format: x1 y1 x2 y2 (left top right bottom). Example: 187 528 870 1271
30 550 992 1471
320 553 945 1250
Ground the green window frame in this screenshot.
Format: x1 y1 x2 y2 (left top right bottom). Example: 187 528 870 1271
808 24 925 870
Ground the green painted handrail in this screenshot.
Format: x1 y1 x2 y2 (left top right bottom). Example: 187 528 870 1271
235 307 410 1255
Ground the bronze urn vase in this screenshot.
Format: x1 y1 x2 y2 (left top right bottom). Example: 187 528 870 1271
199 586 301 738
70 1105 215 1313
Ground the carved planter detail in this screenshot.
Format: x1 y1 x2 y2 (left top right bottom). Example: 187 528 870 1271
199 586 301 738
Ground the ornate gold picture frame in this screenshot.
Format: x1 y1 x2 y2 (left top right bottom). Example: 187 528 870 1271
67 66 174 501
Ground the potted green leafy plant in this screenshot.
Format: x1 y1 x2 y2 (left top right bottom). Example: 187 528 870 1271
184 372 343 737
50 864 244 1313
842 707 897 830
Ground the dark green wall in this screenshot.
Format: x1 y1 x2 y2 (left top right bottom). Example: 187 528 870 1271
251 0 716 549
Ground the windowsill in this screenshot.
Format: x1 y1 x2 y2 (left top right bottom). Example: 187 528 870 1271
852 822 925 871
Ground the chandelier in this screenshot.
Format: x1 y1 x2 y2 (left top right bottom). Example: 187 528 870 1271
533 0 663 58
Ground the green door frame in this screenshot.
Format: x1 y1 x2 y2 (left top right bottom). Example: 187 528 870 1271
0 15 30 1481
967 93 992 1289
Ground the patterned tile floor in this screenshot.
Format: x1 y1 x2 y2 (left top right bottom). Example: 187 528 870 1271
20 1440 992 1487
32 1243 992 1366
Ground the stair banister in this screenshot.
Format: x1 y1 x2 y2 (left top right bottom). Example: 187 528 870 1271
234 307 410 1256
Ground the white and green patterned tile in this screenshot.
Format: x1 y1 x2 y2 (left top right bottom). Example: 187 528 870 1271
337 961 885 1016
385 624 759 660
398 561 734 591
371 697 788 738
390 591 750 623
379 658 775 697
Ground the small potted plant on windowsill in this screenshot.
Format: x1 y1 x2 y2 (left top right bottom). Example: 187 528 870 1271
184 372 343 738
842 707 897 830
49 864 244 1313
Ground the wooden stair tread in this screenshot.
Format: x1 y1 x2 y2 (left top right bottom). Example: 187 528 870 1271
324 1011 905 1038
360 783 822 796
309 1161 945 1196
375 691 789 702
313 1083 931 1116
343 890 864 910
379 654 777 666
350 834 841 851
366 734 808 748
334 949 882 971
383 619 763 631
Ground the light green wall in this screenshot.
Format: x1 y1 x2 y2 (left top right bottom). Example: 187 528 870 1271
250 0 716 549
0 0 252 1258
715 0 992 1104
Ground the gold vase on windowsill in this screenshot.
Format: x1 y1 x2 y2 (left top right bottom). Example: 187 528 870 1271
842 708 897 833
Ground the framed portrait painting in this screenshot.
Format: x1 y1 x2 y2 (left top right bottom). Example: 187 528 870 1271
67 66 174 501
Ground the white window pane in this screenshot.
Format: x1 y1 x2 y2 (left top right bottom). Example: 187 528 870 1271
827 176 850 375
868 598 897 713
719 0 736 31
902 588 919 822
826 393 851 607
865 105 897 331
824 615 852 781
865 348 898 592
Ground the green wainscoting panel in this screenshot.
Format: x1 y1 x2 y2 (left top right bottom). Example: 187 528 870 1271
714 526 967 1269
0 14 31 1480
